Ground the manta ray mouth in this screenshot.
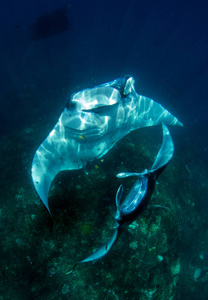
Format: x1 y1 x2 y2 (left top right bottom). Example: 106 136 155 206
71 86 121 111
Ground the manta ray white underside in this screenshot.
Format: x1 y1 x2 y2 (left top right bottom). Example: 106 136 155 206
31 76 182 215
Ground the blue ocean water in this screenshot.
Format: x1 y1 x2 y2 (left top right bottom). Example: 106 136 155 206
0 0 207 299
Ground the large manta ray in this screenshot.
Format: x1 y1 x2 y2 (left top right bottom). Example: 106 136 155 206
31 75 182 215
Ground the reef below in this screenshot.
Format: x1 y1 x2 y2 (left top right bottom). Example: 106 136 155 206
0 122 208 300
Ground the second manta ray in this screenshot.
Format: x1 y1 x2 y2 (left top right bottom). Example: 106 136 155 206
68 123 174 273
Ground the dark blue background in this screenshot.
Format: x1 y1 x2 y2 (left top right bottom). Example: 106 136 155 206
0 0 207 157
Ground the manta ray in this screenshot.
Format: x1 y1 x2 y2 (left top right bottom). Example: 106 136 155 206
30 6 70 41
67 123 174 272
31 75 182 215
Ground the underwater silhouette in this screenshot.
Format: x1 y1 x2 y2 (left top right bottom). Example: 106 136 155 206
30 6 70 41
